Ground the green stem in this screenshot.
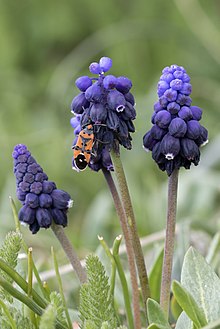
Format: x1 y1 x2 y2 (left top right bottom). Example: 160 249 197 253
9 197 50 301
102 168 140 329
110 149 150 308
0 276 67 329
98 236 116 298
51 246 73 329
51 223 87 284
160 169 179 319
0 299 17 329
28 247 33 297
0 258 47 309
113 235 134 329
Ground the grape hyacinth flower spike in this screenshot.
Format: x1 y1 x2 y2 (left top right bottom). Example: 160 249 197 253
13 144 73 234
143 64 208 176
70 56 136 172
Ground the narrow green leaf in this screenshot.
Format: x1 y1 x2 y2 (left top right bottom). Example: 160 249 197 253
181 247 220 322
206 233 220 267
147 298 171 329
172 280 207 328
175 311 193 329
148 324 169 329
170 294 182 320
201 318 220 329
149 248 163 302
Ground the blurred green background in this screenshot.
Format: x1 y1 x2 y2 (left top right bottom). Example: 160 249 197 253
1 0 220 262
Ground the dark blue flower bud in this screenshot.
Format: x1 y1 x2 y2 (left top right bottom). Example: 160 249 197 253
101 147 114 171
178 106 193 121
17 188 26 202
71 92 90 114
89 62 100 74
190 106 202 121
122 102 136 120
85 82 103 102
23 173 35 184
70 115 81 128
159 95 169 108
154 101 163 112
51 208 67 227
186 120 202 139
167 102 180 114
143 131 157 151
35 173 44 182
176 93 192 106
157 80 169 97
106 109 120 130
16 163 28 173
173 70 184 80
99 57 112 72
180 83 192 95
19 182 30 193
17 154 29 163
125 120 135 133
164 88 177 102
107 90 126 112
30 182 42 194
170 79 183 91
103 75 117 89
182 73 190 83
36 208 52 228
75 76 92 92
168 118 187 138
124 92 135 106
42 181 56 194
181 138 200 164
151 124 166 140
155 110 171 128
19 205 36 224
160 133 180 160
152 142 165 164
51 189 72 209
29 222 40 234
160 73 174 83
25 193 39 208
80 107 91 126
116 76 132 94
118 120 129 138
39 193 53 208
74 125 81 135
195 126 208 147
90 103 107 123
27 156 36 164
27 163 41 175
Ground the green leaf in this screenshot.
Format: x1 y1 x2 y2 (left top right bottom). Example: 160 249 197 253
172 280 207 328
175 312 193 329
147 298 171 329
181 247 220 322
206 233 220 268
148 324 169 329
149 248 164 302
39 305 56 329
79 255 117 328
170 294 182 320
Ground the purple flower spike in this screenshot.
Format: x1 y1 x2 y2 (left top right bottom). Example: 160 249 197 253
143 64 208 175
13 144 73 233
70 56 136 172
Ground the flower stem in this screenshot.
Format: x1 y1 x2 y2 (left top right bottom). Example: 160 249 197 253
51 246 73 329
160 168 179 319
110 149 150 309
112 235 135 329
51 223 87 284
102 168 141 329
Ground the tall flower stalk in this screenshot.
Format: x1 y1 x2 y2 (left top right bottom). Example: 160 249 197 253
160 168 179 318
143 64 208 317
110 148 150 310
103 168 141 329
